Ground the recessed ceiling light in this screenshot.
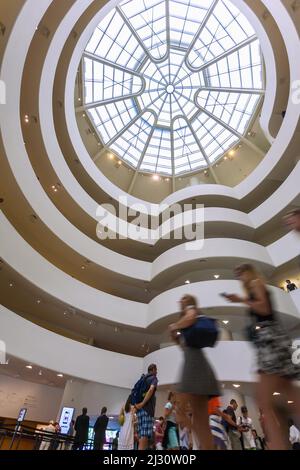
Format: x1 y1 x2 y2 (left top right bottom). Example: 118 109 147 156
224 156 228 161
185 280 190 284
57 374 63 378
273 392 280 396
37 299 41 304
229 150 235 156
81 266 85 270
9 283 13 287
222 320 229 325
214 274 220 279
233 384 240 388
152 174 160 181
288 401 294 404
26 365 33 369
108 153 114 160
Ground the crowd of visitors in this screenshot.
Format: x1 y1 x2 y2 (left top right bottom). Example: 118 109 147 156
39 209 300 451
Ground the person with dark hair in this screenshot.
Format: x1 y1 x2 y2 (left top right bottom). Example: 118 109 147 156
208 397 231 450
288 419 300 450
252 429 265 450
72 408 90 450
118 396 136 450
112 431 119 450
225 263 300 449
286 280 297 292
93 407 109 450
238 406 256 450
163 392 179 450
134 364 158 450
169 294 219 450
223 399 242 450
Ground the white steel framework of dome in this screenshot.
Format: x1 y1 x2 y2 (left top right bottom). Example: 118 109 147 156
82 0 264 176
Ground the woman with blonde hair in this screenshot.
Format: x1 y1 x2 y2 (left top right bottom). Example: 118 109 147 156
224 263 300 449
169 294 219 450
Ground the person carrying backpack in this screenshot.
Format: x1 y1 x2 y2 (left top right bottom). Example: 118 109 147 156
131 364 158 450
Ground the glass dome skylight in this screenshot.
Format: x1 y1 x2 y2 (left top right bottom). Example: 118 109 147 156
82 0 264 176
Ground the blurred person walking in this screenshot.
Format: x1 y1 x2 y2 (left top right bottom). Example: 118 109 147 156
169 294 220 450
224 264 300 449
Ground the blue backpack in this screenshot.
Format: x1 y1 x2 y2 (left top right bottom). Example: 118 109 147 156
130 374 150 405
181 315 219 348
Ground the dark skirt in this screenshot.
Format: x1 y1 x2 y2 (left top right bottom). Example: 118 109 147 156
177 347 220 397
254 321 300 379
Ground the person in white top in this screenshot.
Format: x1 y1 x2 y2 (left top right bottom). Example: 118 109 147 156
288 419 300 450
239 406 256 450
39 421 56 450
118 396 136 450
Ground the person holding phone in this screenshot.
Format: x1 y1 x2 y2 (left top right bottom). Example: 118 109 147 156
224 264 300 449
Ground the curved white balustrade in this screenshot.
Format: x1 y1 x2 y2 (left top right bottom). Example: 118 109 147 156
22 0 299 254
1 211 299 329
0 0 298 283
64 0 298 212
0 0 151 282
267 231 300 267
0 1 299 332
1 306 257 388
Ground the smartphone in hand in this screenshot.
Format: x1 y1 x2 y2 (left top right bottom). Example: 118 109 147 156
220 292 228 298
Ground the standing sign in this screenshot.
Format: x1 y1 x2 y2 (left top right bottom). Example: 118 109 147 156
17 408 27 422
59 407 75 435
